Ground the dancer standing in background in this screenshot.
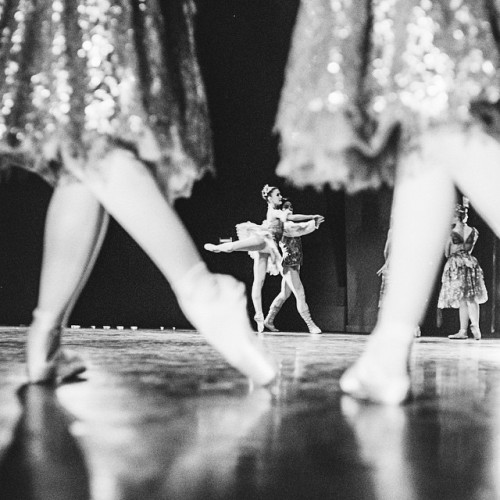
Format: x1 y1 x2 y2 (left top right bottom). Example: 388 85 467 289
205 185 324 332
0 0 276 386
275 0 500 403
438 201 487 340
264 199 322 334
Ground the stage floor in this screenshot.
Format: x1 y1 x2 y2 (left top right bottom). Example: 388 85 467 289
1 327 500 500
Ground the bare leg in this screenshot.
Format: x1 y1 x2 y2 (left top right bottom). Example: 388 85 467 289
467 301 481 340
65 148 276 385
27 180 107 383
204 237 267 253
340 164 455 404
448 302 469 339
252 254 269 333
265 272 292 331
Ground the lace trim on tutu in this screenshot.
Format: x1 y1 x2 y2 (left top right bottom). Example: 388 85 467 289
236 222 282 276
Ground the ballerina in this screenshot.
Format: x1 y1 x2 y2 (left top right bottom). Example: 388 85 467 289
438 201 488 340
205 185 324 332
264 199 323 334
275 0 500 403
0 1 276 386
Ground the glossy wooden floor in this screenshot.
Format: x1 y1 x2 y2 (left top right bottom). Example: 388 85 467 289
1 327 500 500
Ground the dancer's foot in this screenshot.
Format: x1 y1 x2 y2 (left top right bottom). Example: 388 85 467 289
339 325 413 405
26 310 87 385
471 324 481 341
175 264 277 386
204 242 234 253
414 326 421 338
264 320 279 332
448 330 468 340
254 314 265 334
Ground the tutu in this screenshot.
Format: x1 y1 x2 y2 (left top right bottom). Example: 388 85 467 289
236 222 282 276
275 0 500 191
438 250 488 308
0 0 212 200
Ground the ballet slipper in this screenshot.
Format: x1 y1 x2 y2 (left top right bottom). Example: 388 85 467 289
470 324 481 341
174 263 277 386
339 325 413 405
340 360 410 405
204 242 234 253
254 314 265 334
27 310 87 385
448 330 468 340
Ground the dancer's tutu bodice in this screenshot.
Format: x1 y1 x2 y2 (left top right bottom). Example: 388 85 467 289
0 0 212 200
276 0 500 191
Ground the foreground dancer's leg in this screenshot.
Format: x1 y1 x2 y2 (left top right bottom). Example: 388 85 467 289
72 149 276 385
340 165 455 404
27 180 108 383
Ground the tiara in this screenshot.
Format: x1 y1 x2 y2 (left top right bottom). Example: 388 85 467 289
261 184 277 199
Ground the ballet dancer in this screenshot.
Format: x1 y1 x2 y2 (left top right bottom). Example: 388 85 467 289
438 201 487 340
205 185 324 332
264 199 322 334
275 0 500 403
0 1 276 386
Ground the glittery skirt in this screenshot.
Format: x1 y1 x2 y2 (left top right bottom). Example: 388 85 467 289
438 251 488 309
275 0 500 192
235 222 282 276
0 0 212 200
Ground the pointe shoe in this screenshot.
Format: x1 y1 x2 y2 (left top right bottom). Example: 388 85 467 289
414 326 421 338
175 265 277 386
254 314 265 334
203 242 234 253
340 361 410 405
448 330 468 340
471 324 481 341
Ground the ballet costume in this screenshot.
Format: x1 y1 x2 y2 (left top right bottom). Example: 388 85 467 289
275 0 500 403
0 1 276 386
438 227 488 339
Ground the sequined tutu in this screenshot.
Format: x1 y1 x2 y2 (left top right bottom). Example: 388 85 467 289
438 251 488 308
0 0 212 200
275 0 500 192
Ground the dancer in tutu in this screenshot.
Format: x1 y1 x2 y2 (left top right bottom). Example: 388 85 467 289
205 185 324 332
438 201 488 340
0 1 276 386
275 0 500 403
264 199 322 334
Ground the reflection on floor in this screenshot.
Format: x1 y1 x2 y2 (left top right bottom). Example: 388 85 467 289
1 327 500 500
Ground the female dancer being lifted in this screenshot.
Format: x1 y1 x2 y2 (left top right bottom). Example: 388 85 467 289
205 185 324 333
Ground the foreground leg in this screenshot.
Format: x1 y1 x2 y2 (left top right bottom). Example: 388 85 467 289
340 165 455 404
72 149 276 385
27 180 108 383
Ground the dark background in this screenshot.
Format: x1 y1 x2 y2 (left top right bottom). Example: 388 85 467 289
0 1 495 335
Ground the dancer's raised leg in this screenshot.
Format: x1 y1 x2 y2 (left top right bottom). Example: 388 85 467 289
204 236 267 253
68 148 276 385
27 179 108 383
340 164 455 404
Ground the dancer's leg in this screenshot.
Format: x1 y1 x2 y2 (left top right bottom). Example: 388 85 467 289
448 302 469 339
340 164 456 404
65 148 276 384
467 301 481 340
205 237 267 253
252 254 269 333
27 179 107 383
281 269 321 333
265 273 292 331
